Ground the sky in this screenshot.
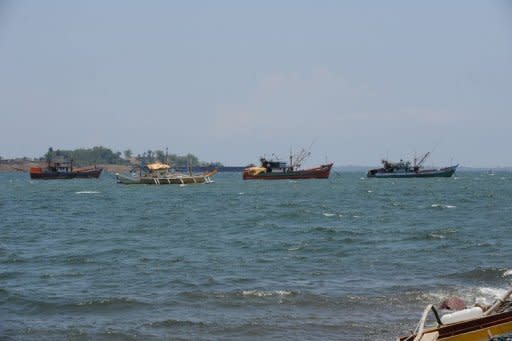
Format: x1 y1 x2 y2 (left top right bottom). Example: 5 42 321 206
1 1 511 167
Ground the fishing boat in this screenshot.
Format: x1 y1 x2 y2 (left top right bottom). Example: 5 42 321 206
398 284 512 341
243 148 333 180
367 152 458 178
30 160 102 179
115 162 217 185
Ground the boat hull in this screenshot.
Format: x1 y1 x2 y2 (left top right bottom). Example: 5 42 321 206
243 163 333 180
399 310 512 341
368 165 458 178
115 171 217 185
29 167 103 179
30 171 76 180
74 168 103 178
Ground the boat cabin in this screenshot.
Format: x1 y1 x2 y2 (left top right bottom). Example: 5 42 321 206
47 160 73 173
260 158 290 173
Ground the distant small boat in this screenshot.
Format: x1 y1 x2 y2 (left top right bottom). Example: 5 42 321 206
30 160 102 180
115 162 216 185
243 148 333 180
398 283 512 341
367 152 457 178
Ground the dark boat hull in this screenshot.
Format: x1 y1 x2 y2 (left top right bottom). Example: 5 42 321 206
30 172 76 180
29 167 103 180
243 163 333 180
74 168 103 178
367 165 457 178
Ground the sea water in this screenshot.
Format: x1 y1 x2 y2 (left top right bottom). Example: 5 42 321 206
1 171 512 340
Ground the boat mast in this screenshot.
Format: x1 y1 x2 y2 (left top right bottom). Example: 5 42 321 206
289 148 293 171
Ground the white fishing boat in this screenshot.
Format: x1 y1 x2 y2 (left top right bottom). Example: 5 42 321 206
116 162 216 185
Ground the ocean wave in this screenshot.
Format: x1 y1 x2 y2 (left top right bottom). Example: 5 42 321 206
309 226 337 233
287 245 304 251
180 289 298 301
65 255 94 264
322 213 336 217
144 319 208 328
75 191 101 194
241 290 296 298
431 204 457 209
418 285 508 308
76 297 145 307
444 267 507 282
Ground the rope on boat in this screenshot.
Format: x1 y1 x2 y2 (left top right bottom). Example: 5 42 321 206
403 304 442 341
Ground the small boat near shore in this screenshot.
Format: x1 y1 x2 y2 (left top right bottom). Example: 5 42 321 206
30 160 102 180
115 162 216 185
398 283 512 341
367 152 458 178
243 147 333 180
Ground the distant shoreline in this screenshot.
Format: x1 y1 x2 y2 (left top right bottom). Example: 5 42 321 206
0 160 245 173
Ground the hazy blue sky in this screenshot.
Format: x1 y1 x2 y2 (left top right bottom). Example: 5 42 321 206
1 1 511 167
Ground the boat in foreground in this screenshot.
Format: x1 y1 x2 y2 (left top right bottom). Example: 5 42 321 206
30 160 102 179
116 162 217 185
399 284 512 341
367 152 458 178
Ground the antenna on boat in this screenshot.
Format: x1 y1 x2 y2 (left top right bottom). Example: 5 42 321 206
416 152 430 168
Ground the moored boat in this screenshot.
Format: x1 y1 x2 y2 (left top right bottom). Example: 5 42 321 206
115 162 217 185
243 149 333 180
398 283 512 341
30 160 102 179
367 152 458 178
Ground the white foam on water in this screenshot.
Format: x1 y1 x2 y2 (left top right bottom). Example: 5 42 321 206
238 192 245 195
503 269 512 277
429 233 445 239
476 287 508 305
323 213 336 217
242 290 293 297
431 204 456 209
179 184 186 187
75 191 100 194
367 190 373 193
425 286 507 308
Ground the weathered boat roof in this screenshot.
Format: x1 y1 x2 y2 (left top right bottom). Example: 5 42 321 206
146 162 171 171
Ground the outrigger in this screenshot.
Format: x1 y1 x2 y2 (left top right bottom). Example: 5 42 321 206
115 162 216 185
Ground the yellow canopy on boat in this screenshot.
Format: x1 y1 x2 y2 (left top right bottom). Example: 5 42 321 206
246 167 266 176
146 162 171 171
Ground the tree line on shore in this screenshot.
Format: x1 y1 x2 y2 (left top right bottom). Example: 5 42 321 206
37 146 223 168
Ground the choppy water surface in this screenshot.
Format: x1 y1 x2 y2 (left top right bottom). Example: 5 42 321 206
1 171 512 340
